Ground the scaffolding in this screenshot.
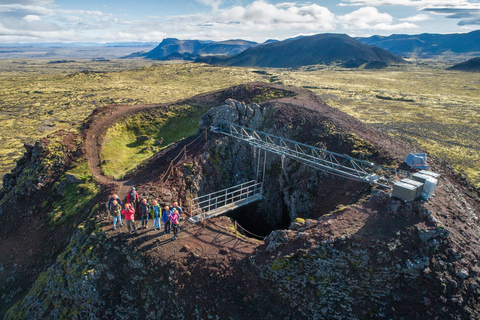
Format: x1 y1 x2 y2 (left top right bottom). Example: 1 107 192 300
211 121 395 189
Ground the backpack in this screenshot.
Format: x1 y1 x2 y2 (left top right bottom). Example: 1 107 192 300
129 190 137 202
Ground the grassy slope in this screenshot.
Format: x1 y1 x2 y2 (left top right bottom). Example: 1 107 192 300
101 105 209 179
0 61 263 182
264 62 480 186
1 59 478 187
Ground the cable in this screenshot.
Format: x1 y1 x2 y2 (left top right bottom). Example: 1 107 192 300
234 222 266 240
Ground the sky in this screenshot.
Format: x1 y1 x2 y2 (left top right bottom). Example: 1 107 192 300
1 0 480 43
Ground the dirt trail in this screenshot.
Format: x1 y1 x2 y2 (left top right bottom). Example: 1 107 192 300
85 102 161 188
82 83 307 193
83 89 223 191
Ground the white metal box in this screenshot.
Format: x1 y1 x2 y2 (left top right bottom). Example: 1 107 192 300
418 170 441 180
392 181 418 201
401 178 424 199
412 172 432 184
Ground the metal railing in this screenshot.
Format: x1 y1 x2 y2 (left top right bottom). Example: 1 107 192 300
211 121 397 189
189 180 263 219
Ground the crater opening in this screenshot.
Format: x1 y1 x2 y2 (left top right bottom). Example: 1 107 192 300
226 202 291 238
220 174 370 239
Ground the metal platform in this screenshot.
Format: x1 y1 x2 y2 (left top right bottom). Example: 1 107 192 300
188 180 263 223
188 193 262 223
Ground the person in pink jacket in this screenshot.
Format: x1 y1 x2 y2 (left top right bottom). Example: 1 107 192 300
171 208 179 241
122 203 137 234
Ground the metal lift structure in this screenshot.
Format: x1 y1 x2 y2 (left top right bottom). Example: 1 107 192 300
188 121 404 223
211 121 398 189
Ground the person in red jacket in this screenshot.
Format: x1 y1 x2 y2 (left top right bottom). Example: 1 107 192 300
126 187 139 206
122 203 137 234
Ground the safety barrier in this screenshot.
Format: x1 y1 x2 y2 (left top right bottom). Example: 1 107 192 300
188 180 263 223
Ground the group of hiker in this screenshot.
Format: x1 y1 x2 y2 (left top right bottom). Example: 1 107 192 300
107 187 183 241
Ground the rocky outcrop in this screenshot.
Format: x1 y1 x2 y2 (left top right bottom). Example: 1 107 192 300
0 131 83 203
199 98 264 129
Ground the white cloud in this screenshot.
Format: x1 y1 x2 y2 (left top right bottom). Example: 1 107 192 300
340 0 480 26
0 0 453 43
339 6 392 28
22 14 41 21
370 21 418 29
337 6 417 30
0 0 54 5
194 0 223 11
400 13 431 21
340 0 480 10
275 2 297 8
214 1 336 30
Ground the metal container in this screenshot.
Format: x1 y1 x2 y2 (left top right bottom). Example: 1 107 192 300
418 170 441 180
401 178 424 199
412 172 433 184
392 181 418 201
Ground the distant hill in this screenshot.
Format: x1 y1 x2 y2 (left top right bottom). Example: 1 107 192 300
357 30 480 58
126 38 258 60
447 57 480 72
196 33 405 68
159 52 200 61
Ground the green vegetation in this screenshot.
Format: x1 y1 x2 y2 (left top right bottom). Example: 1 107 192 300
251 86 295 103
101 104 209 179
265 63 480 186
0 129 80 209
49 160 100 227
0 61 264 184
1 60 479 187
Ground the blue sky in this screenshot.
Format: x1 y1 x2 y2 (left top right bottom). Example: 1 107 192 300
1 0 479 43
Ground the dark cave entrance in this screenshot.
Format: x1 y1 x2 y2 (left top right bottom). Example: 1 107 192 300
226 201 291 238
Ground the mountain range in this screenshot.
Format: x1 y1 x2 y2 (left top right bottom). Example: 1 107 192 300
126 38 258 60
356 30 480 58
121 29 480 65
447 57 480 71
196 33 405 68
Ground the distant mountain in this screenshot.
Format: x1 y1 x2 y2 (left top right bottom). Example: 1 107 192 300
195 40 257 56
127 38 258 60
196 33 405 68
0 42 156 48
263 39 279 44
447 57 480 72
357 30 480 58
160 52 200 61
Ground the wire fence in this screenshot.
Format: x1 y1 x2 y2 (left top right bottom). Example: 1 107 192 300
160 132 206 184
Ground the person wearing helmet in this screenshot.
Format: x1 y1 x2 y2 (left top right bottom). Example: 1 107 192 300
126 187 139 208
171 208 179 240
122 203 137 234
162 205 172 234
151 200 161 231
139 198 150 229
109 200 123 230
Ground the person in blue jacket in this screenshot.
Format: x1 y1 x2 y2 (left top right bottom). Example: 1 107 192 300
107 194 122 211
151 200 161 231
172 201 183 219
162 205 172 234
